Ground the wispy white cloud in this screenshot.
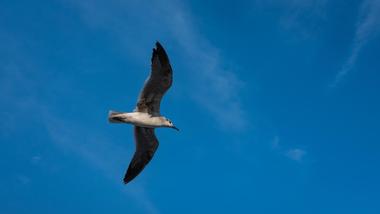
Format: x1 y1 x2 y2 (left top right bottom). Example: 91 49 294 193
330 0 380 87
271 136 307 162
285 148 307 162
66 0 247 131
253 0 328 39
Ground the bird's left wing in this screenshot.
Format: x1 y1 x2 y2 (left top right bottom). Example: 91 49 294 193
124 126 159 184
134 42 173 116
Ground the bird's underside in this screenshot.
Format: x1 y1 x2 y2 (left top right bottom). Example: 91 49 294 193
109 41 174 184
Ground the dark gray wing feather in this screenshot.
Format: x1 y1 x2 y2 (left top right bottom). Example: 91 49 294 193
135 42 173 116
123 126 159 184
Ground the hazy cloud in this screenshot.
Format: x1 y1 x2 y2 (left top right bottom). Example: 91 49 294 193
286 148 307 161
330 0 380 87
271 136 307 162
253 0 328 39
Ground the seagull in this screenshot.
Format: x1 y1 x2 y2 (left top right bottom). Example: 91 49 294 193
108 42 178 184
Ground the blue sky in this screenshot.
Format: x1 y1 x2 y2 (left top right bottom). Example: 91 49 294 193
1 0 380 213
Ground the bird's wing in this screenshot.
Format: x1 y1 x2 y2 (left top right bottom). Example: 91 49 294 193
124 126 159 184
135 42 173 116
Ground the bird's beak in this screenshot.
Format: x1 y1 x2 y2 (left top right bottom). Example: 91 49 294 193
172 126 180 131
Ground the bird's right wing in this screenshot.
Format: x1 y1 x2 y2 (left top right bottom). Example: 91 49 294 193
134 42 173 116
124 126 159 184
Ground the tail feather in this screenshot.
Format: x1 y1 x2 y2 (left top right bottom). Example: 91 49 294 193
108 110 123 123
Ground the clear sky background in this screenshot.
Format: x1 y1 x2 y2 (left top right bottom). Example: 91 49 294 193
1 0 380 213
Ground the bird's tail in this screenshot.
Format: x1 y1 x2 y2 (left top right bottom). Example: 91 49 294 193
108 110 124 123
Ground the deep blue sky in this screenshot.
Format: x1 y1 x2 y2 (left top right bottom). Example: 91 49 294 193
1 0 380 213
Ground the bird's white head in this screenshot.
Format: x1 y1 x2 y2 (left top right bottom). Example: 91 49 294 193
163 118 179 131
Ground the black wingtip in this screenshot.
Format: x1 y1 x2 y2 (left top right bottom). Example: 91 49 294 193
152 41 162 56
123 177 131 184
123 172 134 184
152 41 170 65
123 166 141 185
155 41 162 48
155 41 165 53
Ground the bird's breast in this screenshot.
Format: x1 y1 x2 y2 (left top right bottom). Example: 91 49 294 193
127 112 163 128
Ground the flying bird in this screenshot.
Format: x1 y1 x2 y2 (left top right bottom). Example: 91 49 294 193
108 42 178 184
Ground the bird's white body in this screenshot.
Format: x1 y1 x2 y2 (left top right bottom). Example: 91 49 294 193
109 111 169 128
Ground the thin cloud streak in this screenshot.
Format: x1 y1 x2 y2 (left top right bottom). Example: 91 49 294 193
330 0 380 88
254 0 328 40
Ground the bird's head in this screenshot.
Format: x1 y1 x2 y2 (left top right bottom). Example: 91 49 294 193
163 118 179 131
